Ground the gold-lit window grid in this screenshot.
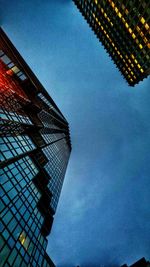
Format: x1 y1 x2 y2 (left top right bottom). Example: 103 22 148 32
93 1 114 27
131 54 144 73
140 16 150 31
92 11 137 83
136 25 149 46
93 0 150 44
90 0 147 82
93 1 131 49
105 0 150 50
116 51 139 83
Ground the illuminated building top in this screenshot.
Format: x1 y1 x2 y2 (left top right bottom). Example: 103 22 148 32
73 0 150 86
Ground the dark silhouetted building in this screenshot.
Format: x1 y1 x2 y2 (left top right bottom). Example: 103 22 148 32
0 27 71 266
73 0 150 86
121 257 150 267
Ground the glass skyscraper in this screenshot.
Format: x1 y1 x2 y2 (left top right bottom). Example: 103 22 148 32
73 0 150 86
0 27 71 266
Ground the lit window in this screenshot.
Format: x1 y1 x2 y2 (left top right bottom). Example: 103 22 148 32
139 44 143 49
19 232 25 245
131 54 135 59
125 22 129 28
140 68 144 73
132 33 136 39
6 69 14 76
118 12 122 18
140 17 145 24
143 37 148 44
122 17 125 23
145 23 149 30
128 28 132 34
147 43 150 49
111 2 115 8
115 7 118 13
19 231 30 250
11 66 20 74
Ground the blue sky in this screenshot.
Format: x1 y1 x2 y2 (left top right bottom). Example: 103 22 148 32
1 0 150 266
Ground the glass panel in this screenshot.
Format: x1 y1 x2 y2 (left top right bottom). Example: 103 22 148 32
19 231 30 250
8 248 17 265
0 243 11 266
11 66 20 74
1 54 11 64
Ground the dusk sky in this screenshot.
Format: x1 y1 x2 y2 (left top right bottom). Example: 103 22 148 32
1 0 150 266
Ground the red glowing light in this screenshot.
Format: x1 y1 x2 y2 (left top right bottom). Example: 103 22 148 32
0 60 29 103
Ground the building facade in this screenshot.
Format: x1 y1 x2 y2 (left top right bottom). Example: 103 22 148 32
0 27 71 266
73 0 150 86
121 257 150 267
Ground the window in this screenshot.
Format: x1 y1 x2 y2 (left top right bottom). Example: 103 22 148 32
140 16 145 24
7 248 18 265
0 54 11 65
19 231 30 250
0 135 36 162
0 109 32 125
0 238 11 266
13 254 22 266
0 50 27 81
11 66 20 74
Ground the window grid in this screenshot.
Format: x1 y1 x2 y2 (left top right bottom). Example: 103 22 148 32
43 138 70 211
0 134 36 162
73 0 150 85
0 51 27 81
41 132 65 144
1 180 46 266
38 93 66 122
